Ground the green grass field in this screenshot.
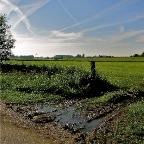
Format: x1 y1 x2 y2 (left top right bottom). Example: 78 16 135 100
10 56 144 62
7 58 144 91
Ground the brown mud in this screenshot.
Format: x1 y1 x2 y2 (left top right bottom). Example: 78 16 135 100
0 99 113 143
0 97 142 144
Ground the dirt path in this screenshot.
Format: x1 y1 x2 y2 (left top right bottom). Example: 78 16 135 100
0 101 56 144
0 100 78 144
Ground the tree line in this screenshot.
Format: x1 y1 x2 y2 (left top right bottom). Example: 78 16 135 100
131 52 144 57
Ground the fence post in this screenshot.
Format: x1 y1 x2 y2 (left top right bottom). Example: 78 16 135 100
90 61 96 79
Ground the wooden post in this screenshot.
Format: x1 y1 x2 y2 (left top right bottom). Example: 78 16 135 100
90 61 96 79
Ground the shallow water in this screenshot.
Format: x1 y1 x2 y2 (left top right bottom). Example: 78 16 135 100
35 104 103 133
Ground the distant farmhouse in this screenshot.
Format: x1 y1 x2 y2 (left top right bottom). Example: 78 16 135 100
54 55 74 59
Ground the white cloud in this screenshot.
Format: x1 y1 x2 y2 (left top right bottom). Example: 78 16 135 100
49 31 83 42
12 30 83 56
78 28 144 44
108 29 144 42
12 30 143 57
136 35 144 42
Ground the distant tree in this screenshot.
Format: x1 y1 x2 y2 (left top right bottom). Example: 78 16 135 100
133 54 140 57
76 54 81 58
141 52 144 57
45 57 49 59
0 14 15 61
82 53 85 58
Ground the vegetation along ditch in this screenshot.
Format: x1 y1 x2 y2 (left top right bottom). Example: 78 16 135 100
0 62 144 143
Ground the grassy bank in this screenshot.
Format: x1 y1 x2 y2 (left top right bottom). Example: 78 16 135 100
1 63 116 103
88 101 144 144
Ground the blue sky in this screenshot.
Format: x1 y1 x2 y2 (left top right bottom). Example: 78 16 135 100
0 0 144 57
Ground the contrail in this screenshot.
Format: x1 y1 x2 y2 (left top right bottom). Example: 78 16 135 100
58 0 83 30
81 15 144 34
1 0 33 34
49 0 140 38
1 0 52 34
12 0 52 29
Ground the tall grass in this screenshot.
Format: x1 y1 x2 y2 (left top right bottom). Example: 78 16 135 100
0 64 116 103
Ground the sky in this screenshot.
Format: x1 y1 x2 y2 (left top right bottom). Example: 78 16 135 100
0 0 144 57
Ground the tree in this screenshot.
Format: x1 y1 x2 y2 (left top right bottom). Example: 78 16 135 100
76 54 81 58
82 53 85 58
141 52 144 57
0 14 15 61
133 54 139 57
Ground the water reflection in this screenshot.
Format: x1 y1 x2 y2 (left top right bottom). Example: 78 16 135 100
35 104 103 133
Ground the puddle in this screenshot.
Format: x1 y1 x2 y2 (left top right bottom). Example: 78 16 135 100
35 104 103 133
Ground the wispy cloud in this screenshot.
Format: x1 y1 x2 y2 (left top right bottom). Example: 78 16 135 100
135 35 144 42
81 14 144 34
83 29 144 43
48 13 144 45
50 31 83 42
0 1 12 14
47 15 144 41
108 29 144 42
119 25 125 33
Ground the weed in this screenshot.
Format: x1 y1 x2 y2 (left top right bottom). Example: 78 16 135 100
88 88 140 104
114 101 144 143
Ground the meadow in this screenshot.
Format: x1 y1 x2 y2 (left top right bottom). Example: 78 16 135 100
8 57 144 91
1 57 144 143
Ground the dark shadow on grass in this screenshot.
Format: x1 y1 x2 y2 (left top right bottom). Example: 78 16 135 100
1 63 118 100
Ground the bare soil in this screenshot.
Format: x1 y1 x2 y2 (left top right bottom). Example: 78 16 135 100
0 99 78 144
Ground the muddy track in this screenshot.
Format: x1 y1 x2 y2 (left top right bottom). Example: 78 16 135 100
0 100 77 144
0 99 115 144
0 97 142 144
